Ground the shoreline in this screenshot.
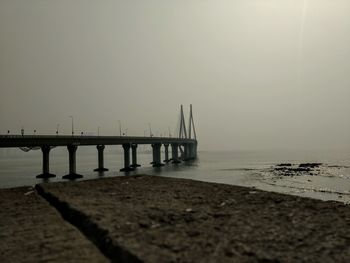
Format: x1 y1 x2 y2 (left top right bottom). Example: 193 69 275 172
2 175 350 262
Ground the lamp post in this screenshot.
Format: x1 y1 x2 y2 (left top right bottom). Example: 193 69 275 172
118 120 122 137
148 123 153 137
69 116 74 136
56 124 60 135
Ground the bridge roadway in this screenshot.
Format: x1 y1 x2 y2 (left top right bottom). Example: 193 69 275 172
0 135 197 148
0 135 198 180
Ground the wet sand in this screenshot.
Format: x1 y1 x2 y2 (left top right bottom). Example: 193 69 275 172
2 175 350 262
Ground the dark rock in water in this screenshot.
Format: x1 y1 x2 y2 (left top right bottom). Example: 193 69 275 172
274 167 288 171
274 167 311 173
299 163 322 168
294 167 312 172
276 163 292 167
272 164 314 176
271 162 325 177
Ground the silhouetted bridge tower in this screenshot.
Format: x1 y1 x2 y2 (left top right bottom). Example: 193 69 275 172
0 105 198 179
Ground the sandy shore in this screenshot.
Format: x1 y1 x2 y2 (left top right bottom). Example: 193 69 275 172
2 175 350 262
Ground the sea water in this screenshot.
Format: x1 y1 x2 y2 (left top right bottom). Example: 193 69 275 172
0 147 349 203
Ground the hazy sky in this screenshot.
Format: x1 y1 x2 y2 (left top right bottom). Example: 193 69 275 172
1 0 350 151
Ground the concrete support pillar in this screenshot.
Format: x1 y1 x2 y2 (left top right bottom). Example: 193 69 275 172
63 145 83 179
183 144 190 161
36 145 56 178
68 145 77 174
189 144 195 160
120 143 134 172
152 143 164 167
130 144 141 168
184 143 197 160
184 144 189 160
183 143 198 161
192 142 198 159
150 144 155 165
171 143 181 164
163 144 170 163
94 145 108 172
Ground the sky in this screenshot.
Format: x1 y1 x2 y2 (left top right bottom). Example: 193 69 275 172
0 0 350 151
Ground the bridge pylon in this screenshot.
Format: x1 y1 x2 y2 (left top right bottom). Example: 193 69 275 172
177 104 197 161
188 104 197 141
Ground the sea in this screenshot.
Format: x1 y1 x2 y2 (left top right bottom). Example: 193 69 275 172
1 147 350 204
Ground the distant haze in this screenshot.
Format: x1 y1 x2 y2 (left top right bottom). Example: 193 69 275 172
1 0 350 151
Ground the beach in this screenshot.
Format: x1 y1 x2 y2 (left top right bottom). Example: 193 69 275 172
1 175 350 262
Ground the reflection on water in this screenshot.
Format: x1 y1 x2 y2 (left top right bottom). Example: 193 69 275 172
0 148 350 203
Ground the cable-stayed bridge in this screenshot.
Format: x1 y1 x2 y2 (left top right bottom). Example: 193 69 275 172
0 105 198 179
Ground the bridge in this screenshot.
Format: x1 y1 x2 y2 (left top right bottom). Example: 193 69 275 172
0 105 197 179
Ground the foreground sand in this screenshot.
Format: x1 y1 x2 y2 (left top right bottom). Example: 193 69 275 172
0 186 107 262
2 175 350 262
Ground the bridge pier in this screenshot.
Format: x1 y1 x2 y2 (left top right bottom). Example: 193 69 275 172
36 145 56 178
150 145 155 165
63 145 83 180
94 145 108 172
120 143 135 172
130 144 141 168
171 143 181 164
182 144 196 161
183 144 189 161
192 142 198 159
152 143 164 167
163 144 170 163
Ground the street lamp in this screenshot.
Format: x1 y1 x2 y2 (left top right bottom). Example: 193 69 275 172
69 116 74 136
148 123 153 137
56 124 60 135
118 120 122 136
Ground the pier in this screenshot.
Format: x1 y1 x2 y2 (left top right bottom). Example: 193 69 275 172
0 105 197 179
0 135 197 179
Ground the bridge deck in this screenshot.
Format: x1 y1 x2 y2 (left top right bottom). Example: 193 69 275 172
0 135 197 148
